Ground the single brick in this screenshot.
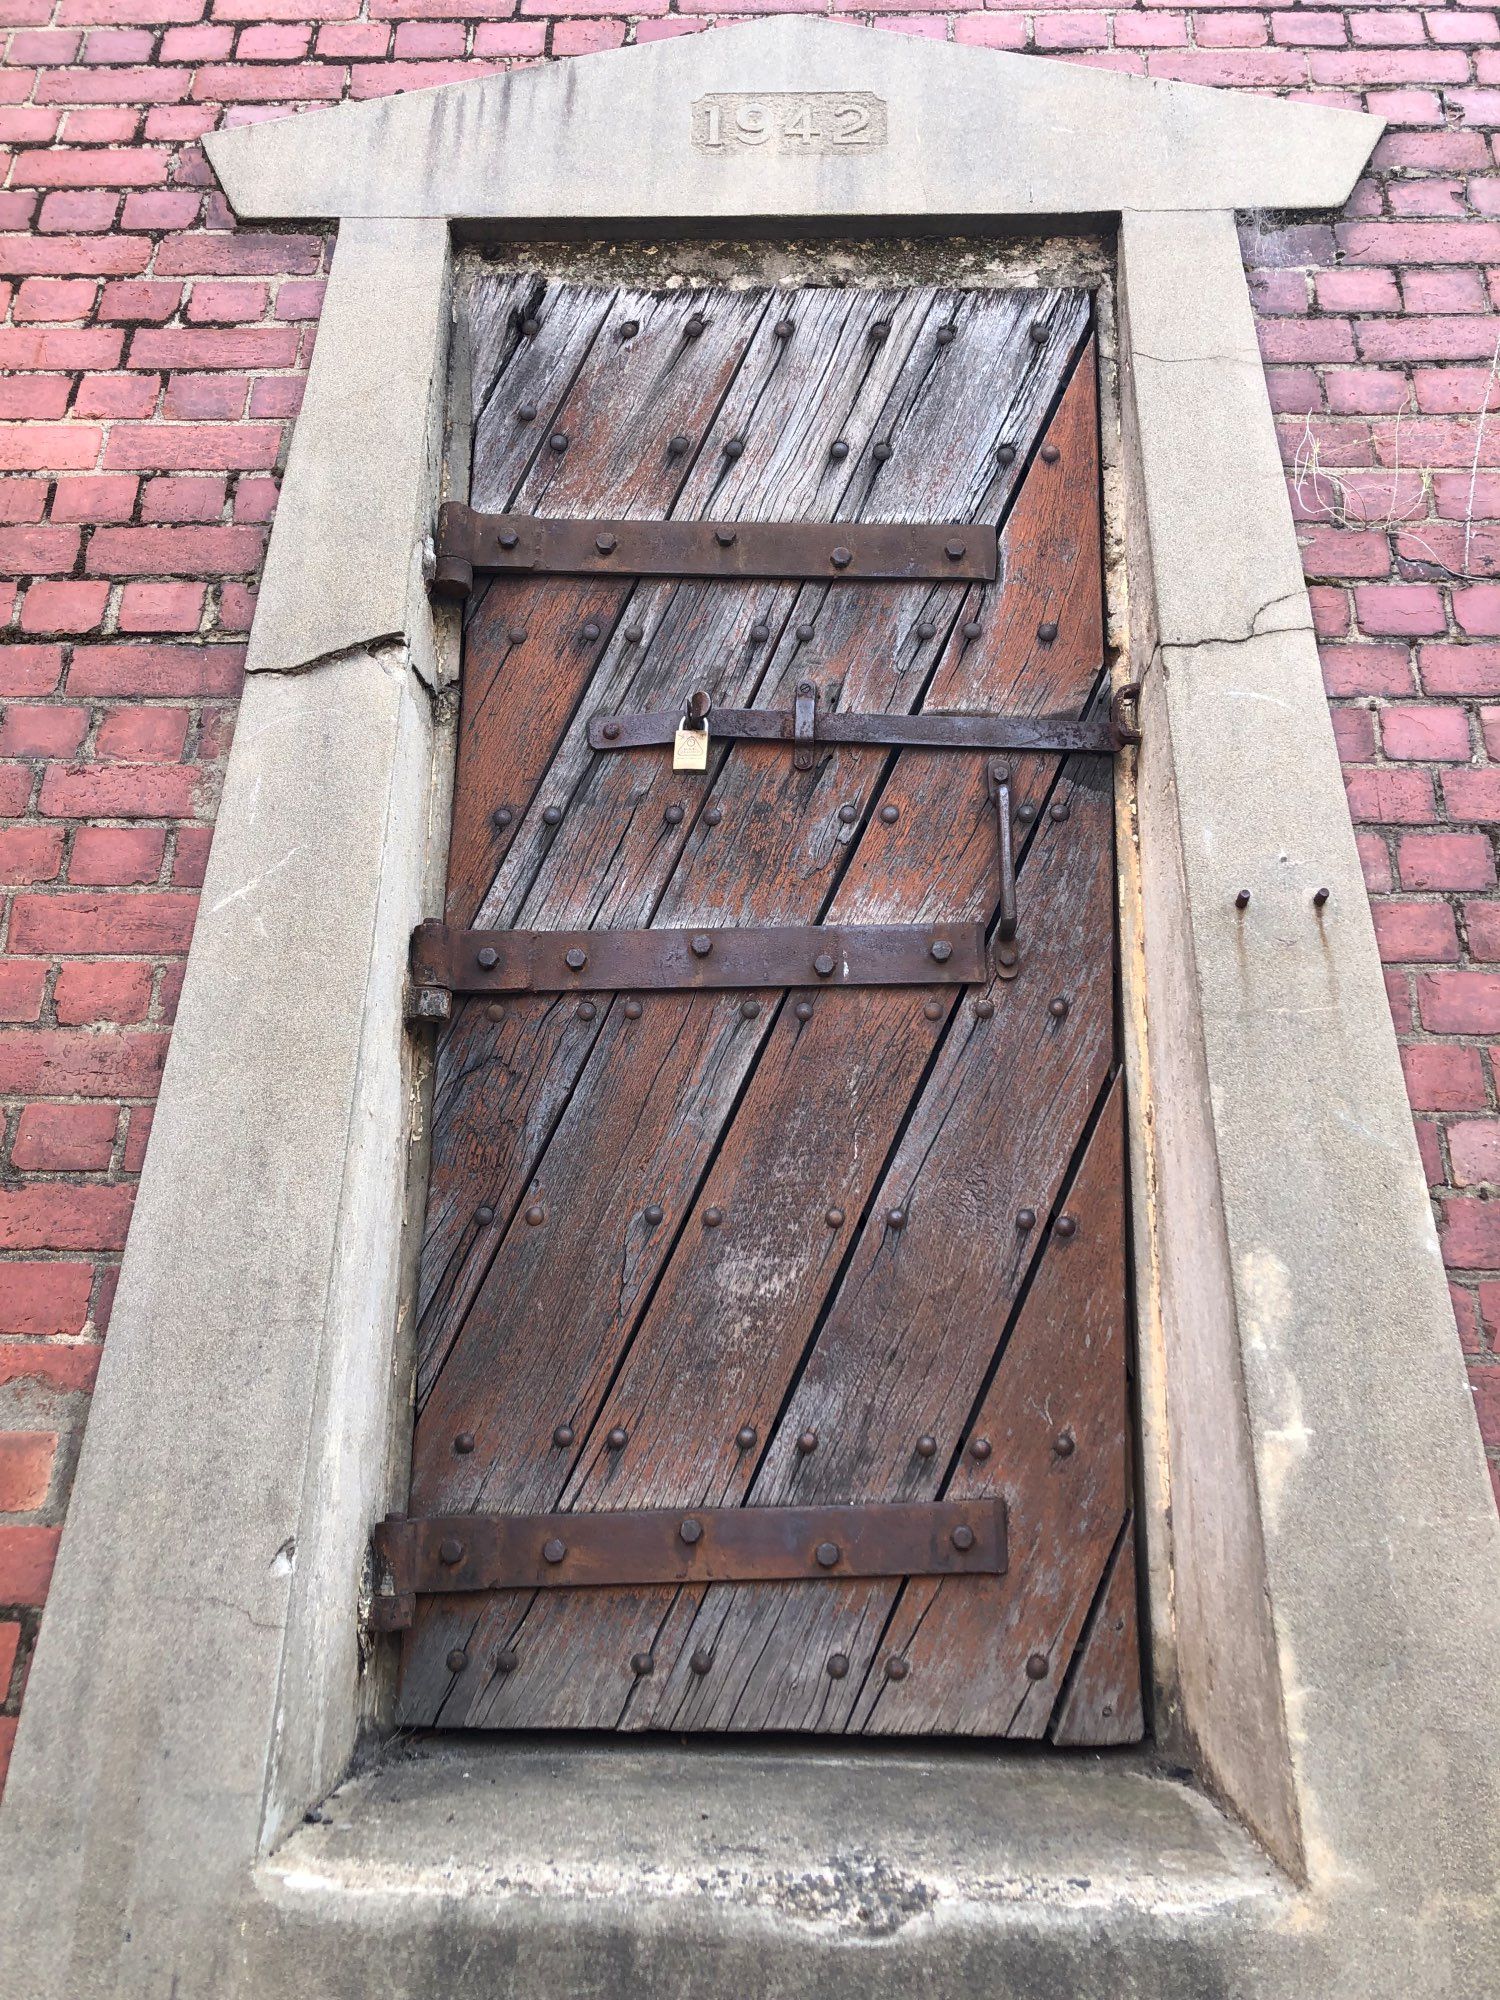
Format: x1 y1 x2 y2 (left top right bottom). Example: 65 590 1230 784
1381 704 1473 761
1398 830 1497 890
94 706 190 761
18 581 110 634
0 825 65 885
1451 1118 1500 1188
0 705 88 760
11 1102 118 1172
0 960 48 1024
117 580 206 632
49 473 138 523
1418 969 1500 1033
8 887 199 953
0 1263 93 1337
69 823 166 884
0 1525 60 1605
1402 1041 1487 1110
69 641 244 697
141 474 226 523
0 645 63 697
1445 769 1500 822
1466 900 1500 959
53 959 154 1025
1372 899 1460 962
1353 584 1449 637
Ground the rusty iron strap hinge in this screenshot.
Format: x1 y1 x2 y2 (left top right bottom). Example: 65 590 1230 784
589 681 1142 758
409 918 985 1013
431 502 998 596
371 1499 1007 1625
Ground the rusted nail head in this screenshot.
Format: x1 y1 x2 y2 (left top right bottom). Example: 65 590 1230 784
607 1426 629 1450
705 805 724 826
937 324 957 345
553 1423 575 1448
668 434 691 456
815 1542 841 1569
542 804 563 825
624 998 643 1019
1029 319 1049 344
582 620 601 641
624 625 644 644
923 998 943 1021
507 624 527 644
1235 888 1251 909
703 1206 724 1227
1053 1429 1076 1458
516 403 537 423
1055 1214 1077 1238
1050 799 1070 822
1040 443 1061 464
454 1430 475 1454
797 1430 819 1454
724 438 745 459
736 1424 758 1451
620 319 639 340
873 440 893 462
665 802 685 824
447 1649 468 1673
880 804 899 824
997 443 1017 465
838 803 859 825
439 1537 464 1566
644 1204 664 1226
1017 1208 1037 1232
684 313 706 338
1038 621 1058 644
830 440 850 462
476 1203 495 1225
916 1435 937 1459
775 317 796 339
795 999 814 1020
521 315 541 336
679 1517 703 1545
549 432 568 454
575 1000 595 1021
1026 1652 1049 1681
827 1653 850 1680
690 1646 714 1675
885 1656 910 1681
631 1651 653 1675
887 1207 906 1229
825 1206 845 1229
750 621 769 643
495 1647 519 1674
796 621 815 642
486 1002 505 1023
869 319 891 342
492 807 513 829
975 998 995 1020
1018 802 1037 824
962 620 983 643
602 720 621 740
969 1437 993 1462
916 621 936 641
1314 886 1330 907
525 1204 545 1227
543 1538 567 1565
1049 995 1069 1020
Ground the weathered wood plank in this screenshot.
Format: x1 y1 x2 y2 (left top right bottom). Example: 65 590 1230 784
1051 1512 1144 1745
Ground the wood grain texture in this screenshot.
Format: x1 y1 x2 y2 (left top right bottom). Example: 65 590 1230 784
397 278 1135 1740
1051 1513 1144 1746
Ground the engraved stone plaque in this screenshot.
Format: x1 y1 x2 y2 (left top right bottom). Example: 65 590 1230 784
692 92 888 155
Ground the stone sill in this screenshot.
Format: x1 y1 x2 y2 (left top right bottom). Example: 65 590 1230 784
245 1738 1283 1997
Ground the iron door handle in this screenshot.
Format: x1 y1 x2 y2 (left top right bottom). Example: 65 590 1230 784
989 760 1018 945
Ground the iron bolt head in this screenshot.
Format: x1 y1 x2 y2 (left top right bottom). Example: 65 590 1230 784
1041 443 1061 464
525 1204 545 1227
631 1651 654 1676
930 940 953 964
830 440 850 461
923 999 943 1021
873 441 893 463
795 622 815 642
826 1206 845 1229
724 438 745 459
603 720 621 740
962 620 983 644
486 1002 505 1023
607 1426 629 1450
703 1206 724 1228
797 1430 819 1455
492 807 513 829
582 621 601 641
705 805 724 826
1029 319 1049 344
815 1542 841 1569
685 313 706 338
542 805 563 826
507 625 527 645
668 434 691 457
620 319 639 340
885 1656 909 1681
596 533 617 555
736 1424 758 1451
975 998 995 1020
775 317 796 339
1056 1214 1077 1238
454 1431 475 1454
916 621 936 641
553 1423 575 1448
1049 995 1070 1020
750 621 769 643
951 1524 975 1552
937 324 957 345
916 1435 937 1459
1235 888 1251 909
665 803 685 825
887 1208 906 1229
798 679 815 698
680 1517 703 1545
644 1204 664 1226
447 1649 469 1673
880 804 900 824
1025 1652 1049 1681
439 1537 464 1565
813 954 836 978
494 1648 519 1674
565 947 587 971
795 1000 814 1020
476 1204 495 1225
1053 1429 1076 1458
517 403 537 423
716 527 738 547
827 1653 850 1680
831 547 853 570
690 1647 714 1675
945 540 967 562
869 319 891 343
1050 799 1070 822
543 1538 567 1565
624 625 644 644
1038 621 1058 644
1017 1208 1037 1232
500 531 520 550
997 443 1017 465
576 1001 596 1021
625 999 643 1019
477 947 499 970
740 999 760 1020
969 1437 993 1462
549 432 569 454
691 933 713 957
1018 802 1037 824
521 315 541 336
838 803 859 825
1314 886 1330 907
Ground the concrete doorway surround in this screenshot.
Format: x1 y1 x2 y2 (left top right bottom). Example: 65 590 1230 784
0 20 1496 1998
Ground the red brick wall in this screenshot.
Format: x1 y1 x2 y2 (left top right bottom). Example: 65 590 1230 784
2 4 1499 1789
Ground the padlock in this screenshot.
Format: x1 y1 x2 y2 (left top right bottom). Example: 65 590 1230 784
673 722 709 772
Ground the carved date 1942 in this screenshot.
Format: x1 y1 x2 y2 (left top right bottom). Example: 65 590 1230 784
693 92 888 155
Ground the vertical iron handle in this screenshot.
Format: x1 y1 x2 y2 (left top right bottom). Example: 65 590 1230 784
793 681 818 771
989 760 1018 944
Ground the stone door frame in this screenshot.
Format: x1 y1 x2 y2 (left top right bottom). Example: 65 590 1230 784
1 22 1496 1998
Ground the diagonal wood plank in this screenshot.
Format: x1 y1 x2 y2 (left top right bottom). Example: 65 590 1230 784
1051 1512 1144 1745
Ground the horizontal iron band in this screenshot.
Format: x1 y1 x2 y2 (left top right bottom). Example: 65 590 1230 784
376 1499 1007 1597
411 919 987 995
589 702 1119 757
436 504 998 584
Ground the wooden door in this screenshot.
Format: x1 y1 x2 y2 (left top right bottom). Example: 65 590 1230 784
381 275 1142 1741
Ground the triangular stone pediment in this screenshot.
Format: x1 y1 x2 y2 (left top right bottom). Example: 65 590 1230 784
207 18 1380 224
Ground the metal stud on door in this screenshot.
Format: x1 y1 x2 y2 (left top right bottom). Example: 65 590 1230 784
378 276 1141 1743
